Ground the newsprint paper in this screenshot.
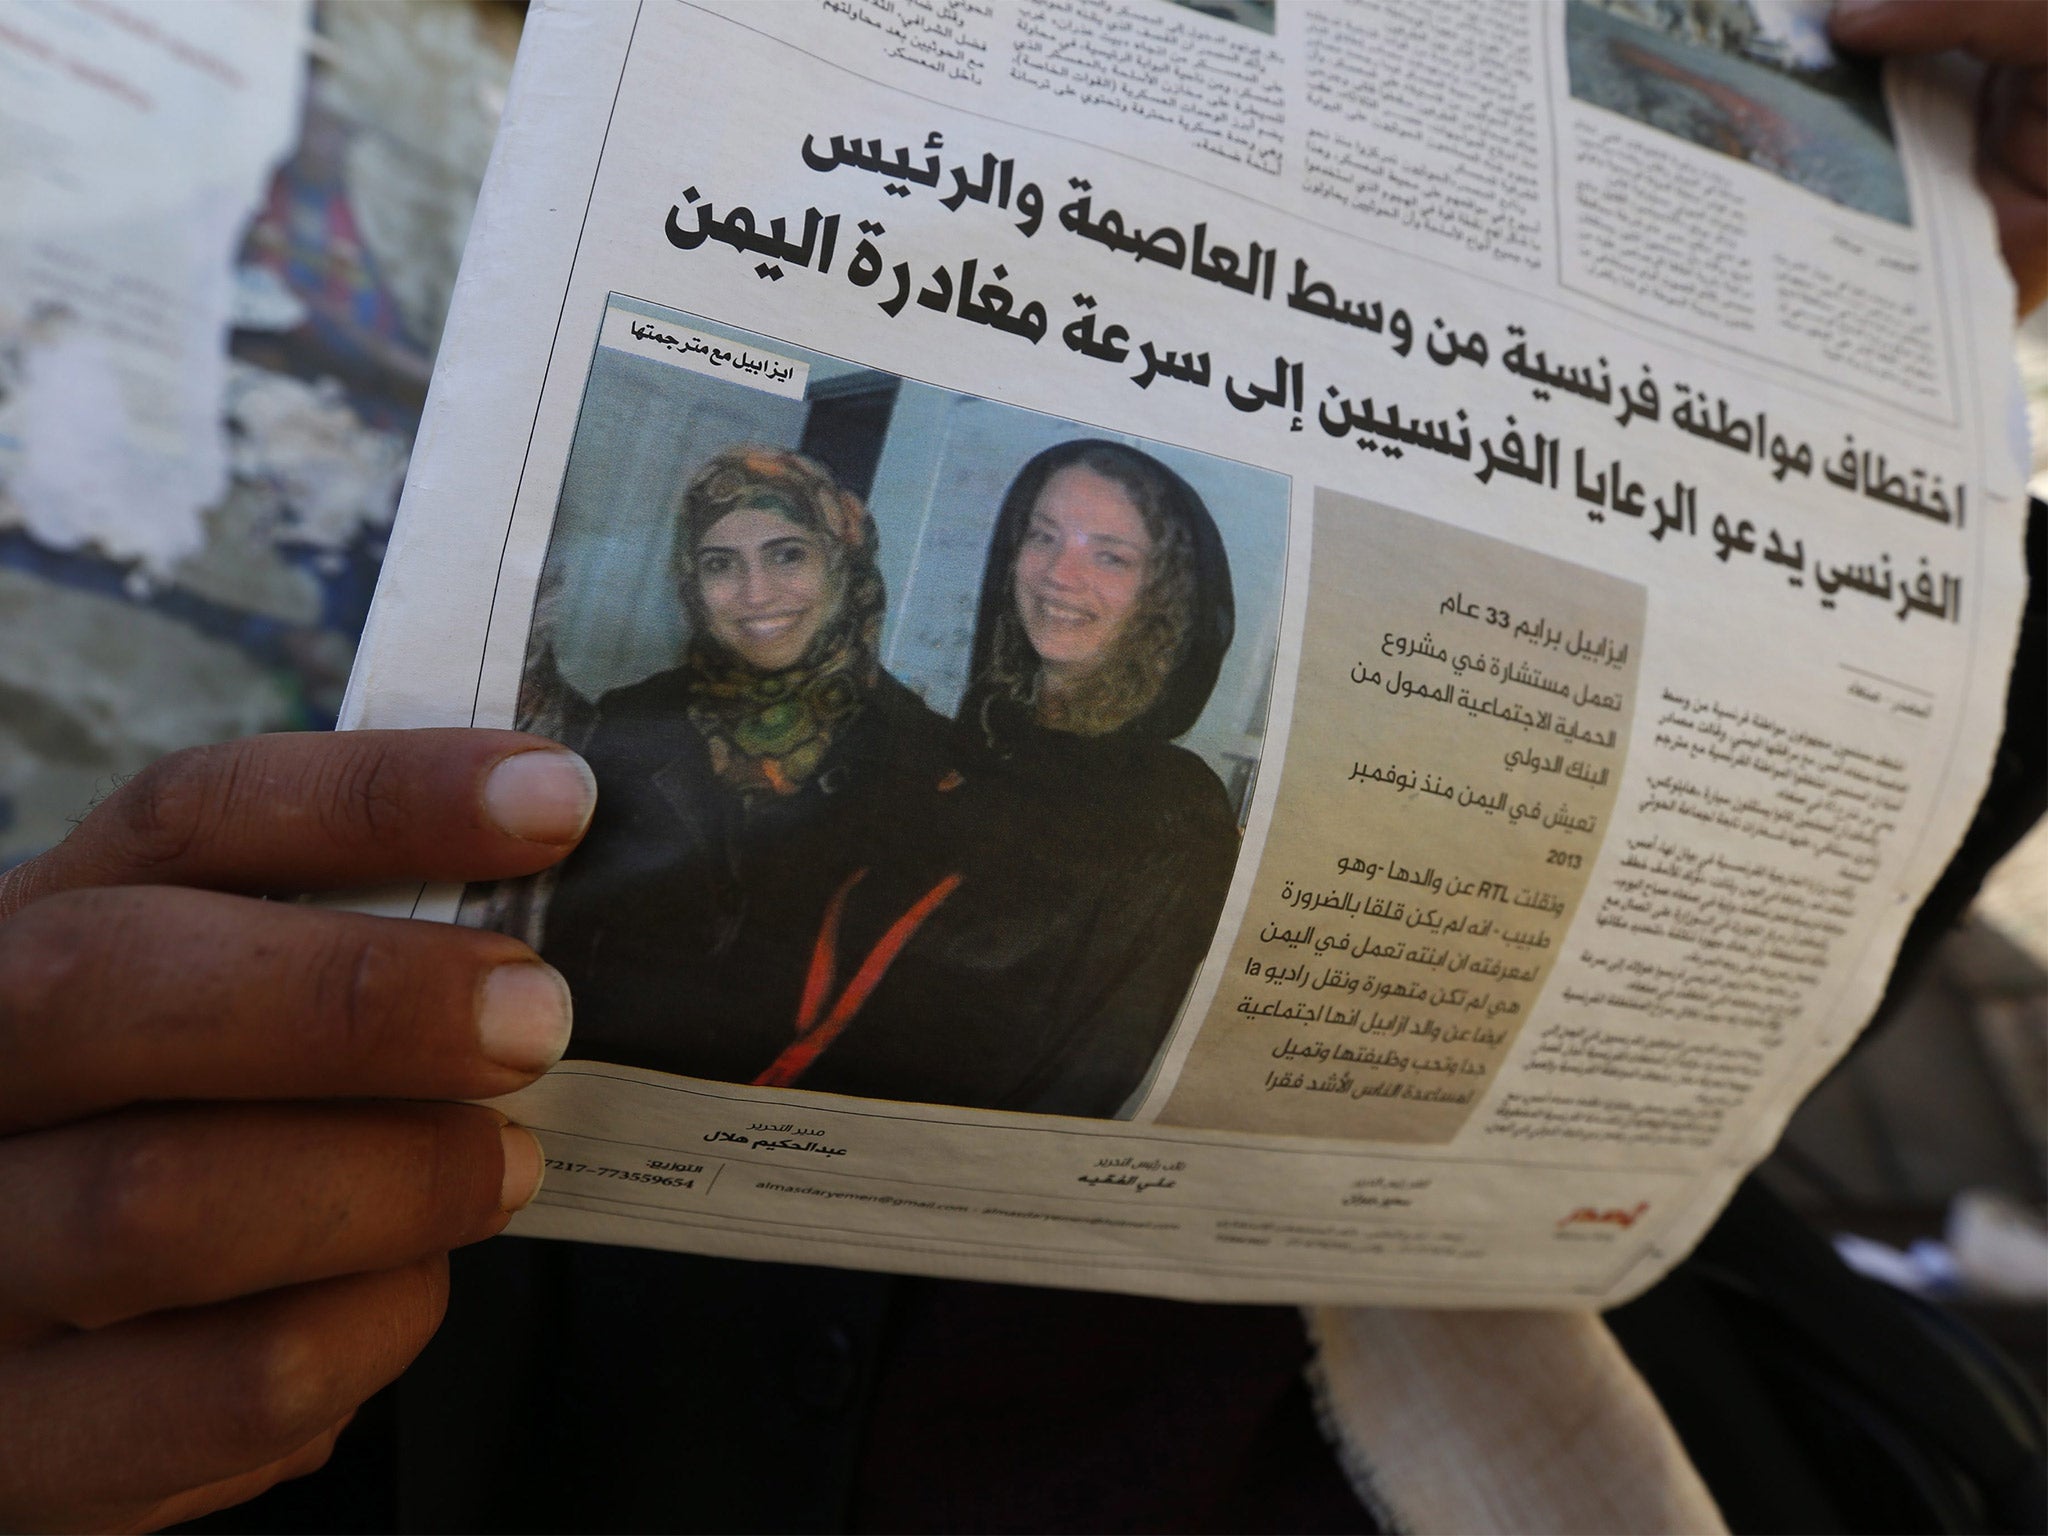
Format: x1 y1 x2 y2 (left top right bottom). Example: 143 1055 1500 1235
340 0 2029 1306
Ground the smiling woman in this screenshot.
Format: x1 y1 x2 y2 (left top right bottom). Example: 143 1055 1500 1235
973 440 1228 746
535 446 963 1081
1014 464 1156 692
694 504 833 673
779 439 1247 1117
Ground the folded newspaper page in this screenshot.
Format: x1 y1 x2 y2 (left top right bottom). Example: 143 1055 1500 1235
339 0 2029 1305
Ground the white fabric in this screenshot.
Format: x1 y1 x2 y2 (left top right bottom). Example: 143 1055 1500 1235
1304 1307 1727 1535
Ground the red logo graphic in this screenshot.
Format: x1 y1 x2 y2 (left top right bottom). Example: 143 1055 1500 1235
1557 1201 1649 1231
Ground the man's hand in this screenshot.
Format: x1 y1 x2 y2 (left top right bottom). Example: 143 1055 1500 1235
0 729 595 1533
1831 0 2048 314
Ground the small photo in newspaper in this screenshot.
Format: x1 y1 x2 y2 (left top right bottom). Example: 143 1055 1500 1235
1564 0 1908 225
465 297 1290 1121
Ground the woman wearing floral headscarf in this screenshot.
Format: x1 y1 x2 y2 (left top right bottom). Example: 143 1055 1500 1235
538 446 961 1084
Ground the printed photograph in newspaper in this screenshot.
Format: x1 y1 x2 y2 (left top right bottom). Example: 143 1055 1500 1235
1565 0 1909 224
464 296 1290 1121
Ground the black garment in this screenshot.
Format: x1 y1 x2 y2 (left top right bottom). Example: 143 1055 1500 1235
1610 1179 2048 1535
539 658 1236 1116
789 437 1249 1118
748 697 1243 1117
176 1240 1376 1536
539 664 958 1084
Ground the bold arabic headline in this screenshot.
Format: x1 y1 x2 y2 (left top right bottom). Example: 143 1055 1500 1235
655 128 1971 629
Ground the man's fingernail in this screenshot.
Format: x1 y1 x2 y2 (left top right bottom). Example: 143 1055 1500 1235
483 750 596 844
479 962 573 1073
500 1125 545 1212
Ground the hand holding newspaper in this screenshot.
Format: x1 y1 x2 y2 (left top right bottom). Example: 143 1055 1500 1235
343 0 2030 1306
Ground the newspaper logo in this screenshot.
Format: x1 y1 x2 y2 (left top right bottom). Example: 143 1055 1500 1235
598 304 809 399
1556 1201 1648 1231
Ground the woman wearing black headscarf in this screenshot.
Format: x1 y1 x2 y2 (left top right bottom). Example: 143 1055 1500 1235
536 445 962 1083
761 439 1243 1118
953 439 1242 1114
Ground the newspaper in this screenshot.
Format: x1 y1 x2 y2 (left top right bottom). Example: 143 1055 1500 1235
339 0 2030 1306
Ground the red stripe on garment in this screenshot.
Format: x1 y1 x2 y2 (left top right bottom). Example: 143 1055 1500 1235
797 869 865 1036
752 873 964 1090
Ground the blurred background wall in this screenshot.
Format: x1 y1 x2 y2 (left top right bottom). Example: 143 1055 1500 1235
0 0 519 867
